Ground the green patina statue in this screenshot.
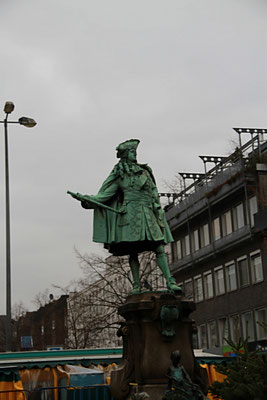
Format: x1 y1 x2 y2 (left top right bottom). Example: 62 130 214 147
163 351 205 400
68 139 181 294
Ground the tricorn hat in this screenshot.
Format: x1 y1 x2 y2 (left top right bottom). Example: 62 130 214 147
116 139 140 158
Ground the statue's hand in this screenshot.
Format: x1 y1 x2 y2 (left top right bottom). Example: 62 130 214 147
81 196 98 209
81 200 91 209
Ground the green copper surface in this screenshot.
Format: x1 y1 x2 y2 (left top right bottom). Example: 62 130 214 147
69 139 181 293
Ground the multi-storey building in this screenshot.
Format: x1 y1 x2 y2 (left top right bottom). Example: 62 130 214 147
16 295 68 350
66 263 125 349
67 253 168 348
165 128 267 354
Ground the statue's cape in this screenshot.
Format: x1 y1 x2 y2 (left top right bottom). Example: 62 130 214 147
92 169 120 244
92 164 156 245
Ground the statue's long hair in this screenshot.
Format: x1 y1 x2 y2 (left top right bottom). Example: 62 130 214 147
113 159 133 178
113 149 137 178
113 149 156 183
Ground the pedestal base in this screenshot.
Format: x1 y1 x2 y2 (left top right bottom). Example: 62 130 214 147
110 292 206 400
127 384 167 400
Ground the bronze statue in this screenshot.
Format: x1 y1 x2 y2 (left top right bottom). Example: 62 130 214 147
163 351 205 400
68 139 181 294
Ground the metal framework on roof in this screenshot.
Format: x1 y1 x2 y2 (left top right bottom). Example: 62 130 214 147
179 172 205 180
233 127 266 134
159 127 267 205
199 155 228 164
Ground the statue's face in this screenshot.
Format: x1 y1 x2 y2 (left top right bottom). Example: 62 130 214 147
127 148 137 162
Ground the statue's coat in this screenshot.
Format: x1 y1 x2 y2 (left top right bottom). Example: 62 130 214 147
85 163 173 256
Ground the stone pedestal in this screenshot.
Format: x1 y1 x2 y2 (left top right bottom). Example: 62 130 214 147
110 292 204 400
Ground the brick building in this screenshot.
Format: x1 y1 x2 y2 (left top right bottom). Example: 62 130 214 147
165 128 267 354
16 295 68 351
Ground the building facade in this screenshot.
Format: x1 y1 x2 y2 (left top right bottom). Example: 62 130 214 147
0 316 16 352
165 129 267 354
16 295 68 351
67 253 168 349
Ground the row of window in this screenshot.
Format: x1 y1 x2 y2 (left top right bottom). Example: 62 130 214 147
178 250 263 302
172 196 258 261
196 307 267 349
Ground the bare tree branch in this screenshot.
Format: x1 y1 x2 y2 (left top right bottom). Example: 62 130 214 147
59 250 166 348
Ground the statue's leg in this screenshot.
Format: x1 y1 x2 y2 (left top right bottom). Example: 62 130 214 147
129 253 141 294
155 245 182 292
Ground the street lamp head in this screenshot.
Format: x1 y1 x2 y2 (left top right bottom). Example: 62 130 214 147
4 102 15 114
18 117 37 128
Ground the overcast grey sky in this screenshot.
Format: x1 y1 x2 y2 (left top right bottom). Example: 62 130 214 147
0 0 266 313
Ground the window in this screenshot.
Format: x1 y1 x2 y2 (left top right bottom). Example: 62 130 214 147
184 279 193 300
212 217 221 241
222 210 232 236
218 317 229 346
192 229 199 252
165 243 171 260
177 240 182 259
41 325 45 335
181 236 190 257
250 251 263 284
194 275 203 302
242 311 255 341
200 223 210 247
237 256 250 287
255 308 267 340
172 240 181 261
198 324 207 349
204 271 214 299
225 261 237 292
208 321 218 348
51 320 56 340
214 267 225 295
233 203 245 230
184 234 190 256
229 314 241 342
249 196 258 227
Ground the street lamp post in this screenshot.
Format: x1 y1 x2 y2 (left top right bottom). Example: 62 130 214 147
0 102 36 352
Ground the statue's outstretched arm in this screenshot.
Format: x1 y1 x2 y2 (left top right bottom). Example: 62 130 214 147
90 181 119 203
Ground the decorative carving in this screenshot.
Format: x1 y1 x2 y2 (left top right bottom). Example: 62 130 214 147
160 305 179 338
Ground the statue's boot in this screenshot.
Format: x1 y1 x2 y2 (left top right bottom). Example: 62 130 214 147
131 282 141 295
166 276 182 292
129 254 141 294
156 247 182 292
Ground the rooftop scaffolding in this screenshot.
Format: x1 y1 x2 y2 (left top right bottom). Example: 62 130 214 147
160 128 267 208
